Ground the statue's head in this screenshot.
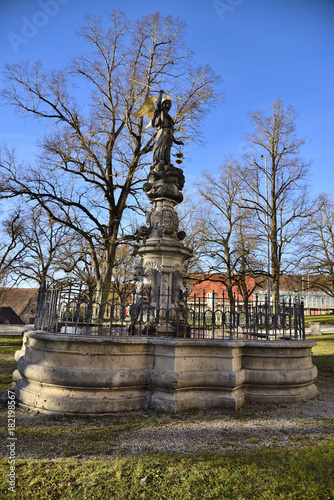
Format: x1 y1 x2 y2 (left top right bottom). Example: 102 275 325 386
162 98 172 110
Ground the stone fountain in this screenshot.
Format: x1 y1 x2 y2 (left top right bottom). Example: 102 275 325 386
11 89 318 415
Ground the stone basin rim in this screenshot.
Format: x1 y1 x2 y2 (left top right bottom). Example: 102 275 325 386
22 331 316 348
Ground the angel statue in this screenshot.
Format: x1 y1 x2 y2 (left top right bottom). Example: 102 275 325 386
133 89 184 166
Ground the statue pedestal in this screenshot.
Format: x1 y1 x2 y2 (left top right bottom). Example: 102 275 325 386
132 177 192 335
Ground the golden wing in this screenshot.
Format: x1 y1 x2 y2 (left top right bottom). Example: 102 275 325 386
132 96 157 120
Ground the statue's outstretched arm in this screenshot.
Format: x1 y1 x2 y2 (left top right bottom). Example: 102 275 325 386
156 89 164 111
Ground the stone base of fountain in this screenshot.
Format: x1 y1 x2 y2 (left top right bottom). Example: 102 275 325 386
13 332 318 415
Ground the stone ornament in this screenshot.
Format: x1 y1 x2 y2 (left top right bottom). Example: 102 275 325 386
143 163 185 203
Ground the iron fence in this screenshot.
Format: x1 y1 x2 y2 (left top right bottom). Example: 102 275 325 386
34 283 305 340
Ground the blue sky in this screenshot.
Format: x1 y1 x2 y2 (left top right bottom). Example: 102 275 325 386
0 0 333 199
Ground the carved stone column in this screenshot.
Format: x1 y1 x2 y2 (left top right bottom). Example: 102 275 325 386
132 162 193 334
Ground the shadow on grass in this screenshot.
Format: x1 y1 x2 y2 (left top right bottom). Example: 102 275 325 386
313 354 334 377
0 364 17 393
0 346 18 394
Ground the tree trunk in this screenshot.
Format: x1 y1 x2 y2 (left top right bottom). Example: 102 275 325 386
92 232 118 321
224 245 235 311
270 160 279 312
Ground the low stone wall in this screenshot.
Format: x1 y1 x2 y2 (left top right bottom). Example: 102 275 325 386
13 332 318 415
243 341 318 403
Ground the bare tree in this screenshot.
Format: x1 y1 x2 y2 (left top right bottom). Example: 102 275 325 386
0 206 29 289
176 192 212 275
243 98 311 305
111 243 139 301
15 206 74 286
55 234 96 288
0 11 223 299
302 193 334 298
196 157 261 307
231 213 265 309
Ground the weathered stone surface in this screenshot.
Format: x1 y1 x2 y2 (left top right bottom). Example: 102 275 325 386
14 332 318 415
143 164 185 203
242 341 318 403
133 92 189 332
131 196 193 334
310 322 322 335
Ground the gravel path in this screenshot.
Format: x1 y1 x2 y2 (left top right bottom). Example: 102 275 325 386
0 377 333 460
116 378 334 456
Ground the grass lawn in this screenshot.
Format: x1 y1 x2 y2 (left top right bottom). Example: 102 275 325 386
305 313 334 325
0 335 22 395
309 333 334 377
0 334 333 499
1 443 334 500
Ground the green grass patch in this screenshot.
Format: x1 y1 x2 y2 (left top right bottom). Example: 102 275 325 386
309 334 334 355
308 333 334 377
1 441 333 499
0 338 21 394
0 335 23 347
305 314 334 325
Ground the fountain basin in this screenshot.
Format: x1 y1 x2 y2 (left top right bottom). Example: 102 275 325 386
13 331 318 414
